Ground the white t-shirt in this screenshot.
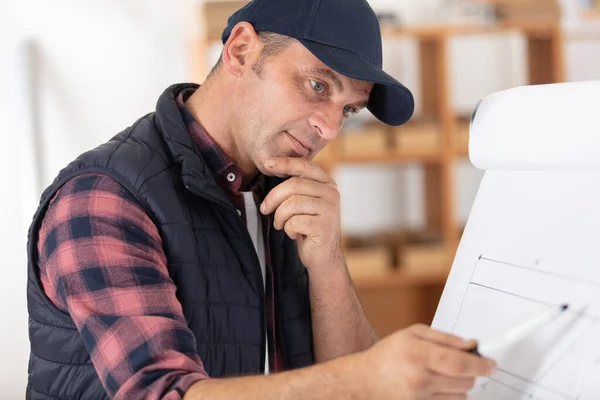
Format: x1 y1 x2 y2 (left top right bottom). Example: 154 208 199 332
241 192 269 375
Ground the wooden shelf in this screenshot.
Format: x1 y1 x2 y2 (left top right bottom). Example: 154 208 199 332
352 265 450 290
338 150 441 164
318 146 468 166
380 21 561 40
319 119 452 166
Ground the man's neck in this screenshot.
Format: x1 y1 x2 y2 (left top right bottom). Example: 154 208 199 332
185 81 258 187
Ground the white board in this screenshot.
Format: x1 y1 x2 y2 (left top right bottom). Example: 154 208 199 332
432 81 600 400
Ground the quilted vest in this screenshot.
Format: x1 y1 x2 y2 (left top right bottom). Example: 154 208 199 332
26 83 314 399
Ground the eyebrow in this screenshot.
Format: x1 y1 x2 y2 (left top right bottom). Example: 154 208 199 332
308 67 371 109
309 68 344 92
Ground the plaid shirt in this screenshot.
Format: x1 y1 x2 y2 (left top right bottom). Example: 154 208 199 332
37 87 281 400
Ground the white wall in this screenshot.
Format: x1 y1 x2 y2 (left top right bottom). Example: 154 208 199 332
0 1 189 397
18 0 190 185
0 3 33 399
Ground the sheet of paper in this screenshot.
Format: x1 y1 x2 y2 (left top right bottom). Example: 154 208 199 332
433 81 600 399
469 81 600 171
433 170 600 399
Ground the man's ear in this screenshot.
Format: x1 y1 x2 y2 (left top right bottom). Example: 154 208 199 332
222 22 262 77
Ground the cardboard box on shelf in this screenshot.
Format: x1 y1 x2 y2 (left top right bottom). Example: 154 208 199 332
493 0 561 23
342 124 390 156
399 241 449 272
395 121 440 153
345 246 392 278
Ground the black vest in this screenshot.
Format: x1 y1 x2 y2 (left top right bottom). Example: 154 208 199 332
26 83 314 399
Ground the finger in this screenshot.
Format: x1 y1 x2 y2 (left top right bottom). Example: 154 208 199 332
261 177 338 215
265 157 332 184
409 324 477 351
429 373 476 394
273 195 326 230
431 395 467 400
283 215 319 240
426 342 496 378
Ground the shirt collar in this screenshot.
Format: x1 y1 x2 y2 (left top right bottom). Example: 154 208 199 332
175 87 265 197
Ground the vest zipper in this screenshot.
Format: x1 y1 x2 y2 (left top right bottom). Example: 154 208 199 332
184 184 267 373
274 268 290 370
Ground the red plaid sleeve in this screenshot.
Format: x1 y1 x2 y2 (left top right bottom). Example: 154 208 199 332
37 173 209 400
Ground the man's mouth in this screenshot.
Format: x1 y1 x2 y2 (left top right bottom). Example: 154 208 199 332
286 131 312 157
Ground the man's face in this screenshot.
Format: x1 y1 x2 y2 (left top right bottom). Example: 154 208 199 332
234 40 373 176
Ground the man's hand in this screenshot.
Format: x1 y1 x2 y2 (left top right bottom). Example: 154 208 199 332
358 324 497 399
260 157 342 272
184 323 496 400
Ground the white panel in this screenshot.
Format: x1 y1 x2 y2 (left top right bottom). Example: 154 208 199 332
18 0 189 187
456 160 485 225
2 1 190 396
0 2 35 398
470 81 600 170
450 33 527 115
337 164 426 235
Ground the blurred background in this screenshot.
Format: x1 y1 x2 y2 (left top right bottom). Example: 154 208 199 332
1 0 600 397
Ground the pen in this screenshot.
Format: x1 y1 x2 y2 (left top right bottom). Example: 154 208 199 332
468 303 569 357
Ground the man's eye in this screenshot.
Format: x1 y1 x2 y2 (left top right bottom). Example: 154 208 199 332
310 80 326 93
344 106 357 115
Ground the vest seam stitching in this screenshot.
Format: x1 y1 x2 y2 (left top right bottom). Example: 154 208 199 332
29 314 77 330
133 146 164 187
31 352 92 366
159 223 222 229
279 273 308 286
28 387 65 400
288 350 313 358
168 262 240 269
196 341 261 346
282 314 308 321
28 278 74 325
187 302 260 308
183 188 202 266
136 163 178 190
180 173 238 213
105 114 149 166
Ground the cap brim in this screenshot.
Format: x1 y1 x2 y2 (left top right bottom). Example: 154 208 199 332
298 39 415 126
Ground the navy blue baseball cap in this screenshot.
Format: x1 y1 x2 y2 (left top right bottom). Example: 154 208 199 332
221 0 415 126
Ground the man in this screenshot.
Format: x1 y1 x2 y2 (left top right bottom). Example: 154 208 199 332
26 0 496 398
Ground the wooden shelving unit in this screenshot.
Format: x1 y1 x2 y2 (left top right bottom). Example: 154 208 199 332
353 266 451 290
191 2 566 337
